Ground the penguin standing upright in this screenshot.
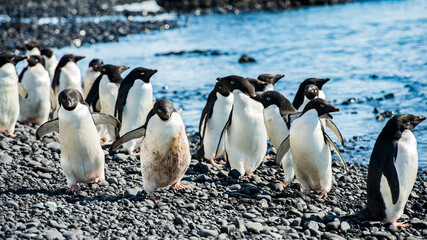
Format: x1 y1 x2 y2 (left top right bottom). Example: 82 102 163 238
216 75 268 176
277 98 347 197
40 47 59 82
292 78 330 110
254 91 296 187
51 54 85 115
0 52 28 136
24 40 41 56
19 55 51 125
86 64 129 143
297 84 319 112
366 114 425 227
110 99 190 200
83 59 104 98
115 67 157 154
257 74 285 92
199 82 233 166
36 89 120 193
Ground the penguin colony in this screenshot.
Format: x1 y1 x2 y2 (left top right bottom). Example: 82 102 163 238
0 40 424 227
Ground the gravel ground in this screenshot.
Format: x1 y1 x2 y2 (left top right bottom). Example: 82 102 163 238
0 123 426 239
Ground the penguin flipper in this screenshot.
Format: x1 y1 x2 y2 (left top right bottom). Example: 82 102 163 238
214 108 232 156
325 119 344 146
92 113 120 128
324 133 348 173
275 136 290 165
19 66 28 82
18 83 28 99
383 155 400 204
110 127 146 152
36 119 59 139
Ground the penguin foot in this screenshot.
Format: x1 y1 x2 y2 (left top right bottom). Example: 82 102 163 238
265 155 272 160
130 151 140 156
6 131 16 137
209 158 224 167
148 193 158 201
93 177 102 183
276 180 290 189
66 185 80 194
391 220 409 227
317 190 328 199
172 183 186 190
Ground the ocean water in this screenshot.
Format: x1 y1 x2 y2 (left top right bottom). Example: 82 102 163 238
55 0 427 168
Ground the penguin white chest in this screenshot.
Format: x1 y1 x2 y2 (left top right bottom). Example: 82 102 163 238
99 76 119 116
380 130 418 223
0 63 20 132
263 105 289 149
290 110 332 191
83 68 100 97
122 81 153 128
58 62 82 93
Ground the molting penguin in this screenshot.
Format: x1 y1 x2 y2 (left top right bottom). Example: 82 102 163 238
292 78 330 110
86 64 129 143
40 47 59 82
36 89 120 193
257 74 285 92
51 54 85 115
278 98 347 197
216 75 268 176
366 114 425 227
114 67 157 154
19 55 51 125
199 82 233 166
254 91 296 187
83 58 104 98
110 99 190 200
0 52 28 136
24 40 41 56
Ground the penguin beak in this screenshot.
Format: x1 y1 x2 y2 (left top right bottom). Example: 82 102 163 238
318 78 330 88
148 69 158 78
13 55 27 64
74 56 85 62
414 116 426 126
119 66 130 73
273 74 285 85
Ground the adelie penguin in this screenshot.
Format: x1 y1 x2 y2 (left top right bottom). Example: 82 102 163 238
0 52 28 136
86 64 129 143
254 91 296 187
83 58 104 98
366 114 425 227
114 67 157 154
24 40 41 56
110 99 190 201
19 55 51 125
51 54 85 116
257 74 285 92
36 89 120 193
277 98 347 198
216 75 268 177
292 78 330 110
40 47 59 82
199 82 233 166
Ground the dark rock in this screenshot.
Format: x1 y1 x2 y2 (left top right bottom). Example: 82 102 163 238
229 169 241 179
238 54 256 63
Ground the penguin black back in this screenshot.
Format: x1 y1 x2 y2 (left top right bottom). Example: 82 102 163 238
293 78 330 109
367 114 426 220
41 48 54 58
51 54 85 90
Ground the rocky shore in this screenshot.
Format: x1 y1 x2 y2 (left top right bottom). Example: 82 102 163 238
0 123 426 239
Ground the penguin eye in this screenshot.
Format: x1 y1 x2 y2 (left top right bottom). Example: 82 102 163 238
230 81 234 84
266 97 271 101
320 104 325 108
406 121 410 125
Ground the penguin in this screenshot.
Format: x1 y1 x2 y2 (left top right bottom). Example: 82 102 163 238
40 47 59 82
114 67 157 154
199 82 233 166
36 89 120 193
110 99 190 201
276 98 347 198
254 91 296 187
246 77 267 94
86 64 129 143
216 75 268 177
257 74 285 91
24 40 41 56
0 52 28 136
83 58 104 98
366 114 425 227
18 55 51 125
292 78 330 110
51 54 85 116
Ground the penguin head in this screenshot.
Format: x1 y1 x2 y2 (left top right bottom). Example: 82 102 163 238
0 52 27 67
384 114 426 137
257 73 285 85
254 91 286 108
246 77 268 92
214 82 231 97
61 54 86 64
24 40 41 51
40 48 54 59
95 64 129 83
217 75 256 97
304 84 319 100
126 67 157 83
58 89 86 111
302 98 339 118
27 55 46 68
89 58 104 69
153 99 175 121
300 78 330 90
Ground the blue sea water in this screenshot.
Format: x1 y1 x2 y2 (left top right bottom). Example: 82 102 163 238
56 0 427 168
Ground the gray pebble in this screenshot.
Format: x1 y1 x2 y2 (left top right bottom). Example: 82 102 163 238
200 229 219 238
